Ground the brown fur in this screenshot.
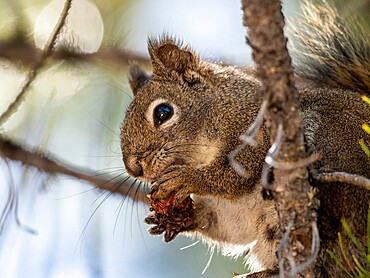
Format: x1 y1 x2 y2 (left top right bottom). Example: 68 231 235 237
289 2 370 93
120 3 370 277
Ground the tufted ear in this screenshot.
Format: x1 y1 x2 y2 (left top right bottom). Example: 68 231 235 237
128 65 150 96
148 36 199 81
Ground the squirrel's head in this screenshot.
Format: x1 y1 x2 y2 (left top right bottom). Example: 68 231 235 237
120 36 220 182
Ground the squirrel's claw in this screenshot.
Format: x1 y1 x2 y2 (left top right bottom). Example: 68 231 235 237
164 229 178 242
144 215 158 225
148 225 166 235
154 165 189 203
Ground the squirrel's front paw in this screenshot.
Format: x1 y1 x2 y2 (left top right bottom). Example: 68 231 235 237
145 191 195 242
153 165 194 207
144 165 197 242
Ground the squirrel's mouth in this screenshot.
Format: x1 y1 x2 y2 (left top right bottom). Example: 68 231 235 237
133 165 167 184
128 153 186 186
134 175 153 183
150 157 186 182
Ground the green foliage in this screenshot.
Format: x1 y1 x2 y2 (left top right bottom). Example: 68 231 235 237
327 204 370 277
360 96 370 157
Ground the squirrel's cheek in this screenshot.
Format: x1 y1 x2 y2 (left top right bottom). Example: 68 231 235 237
191 137 221 169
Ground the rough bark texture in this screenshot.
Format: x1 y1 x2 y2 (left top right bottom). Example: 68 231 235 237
242 0 318 276
315 172 370 190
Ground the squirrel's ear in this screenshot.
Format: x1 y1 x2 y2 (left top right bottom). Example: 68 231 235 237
155 43 193 74
148 36 199 81
129 65 150 96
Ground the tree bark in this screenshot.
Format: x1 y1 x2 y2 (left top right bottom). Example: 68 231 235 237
241 0 319 276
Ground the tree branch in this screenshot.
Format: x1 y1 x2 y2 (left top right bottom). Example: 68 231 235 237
0 0 73 125
314 172 370 190
241 0 318 276
0 41 151 68
0 136 147 203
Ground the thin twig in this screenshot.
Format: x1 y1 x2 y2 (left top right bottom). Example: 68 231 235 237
228 100 268 177
0 159 15 235
288 222 320 276
278 212 296 278
0 41 151 67
0 0 73 126
0 136 147 203
43 0 73 57
314 172 370 190
228 142 248 177
0 159 38 236
267 153 321 171
239 100 268 146
262 124 283 190
275 221 320 278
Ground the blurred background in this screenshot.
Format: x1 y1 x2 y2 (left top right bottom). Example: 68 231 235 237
0 0 367 277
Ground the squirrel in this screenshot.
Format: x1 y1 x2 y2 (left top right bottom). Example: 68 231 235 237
120 2 370 277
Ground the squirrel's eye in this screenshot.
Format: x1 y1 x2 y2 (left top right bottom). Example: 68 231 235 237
153 103 174 126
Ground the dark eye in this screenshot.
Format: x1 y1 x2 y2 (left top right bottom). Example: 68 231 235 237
153 103 173 126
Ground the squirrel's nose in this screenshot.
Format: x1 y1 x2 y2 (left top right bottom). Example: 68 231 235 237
123 157 144 178
127 162 143 177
